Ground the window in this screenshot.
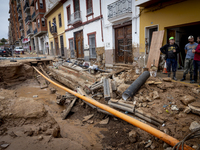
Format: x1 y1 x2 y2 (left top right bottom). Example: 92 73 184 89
36 1 38 10
73 0 80 12
42 18 45 26
66 6 71 21
53 18 55 24
58 14 62 27
40 0 43 9
86 0 93 15
88 34 96 58
69 39 74 58
49 21 51 30
38 18 40 28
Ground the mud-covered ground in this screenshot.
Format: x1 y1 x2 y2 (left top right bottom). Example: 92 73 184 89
0 65 200 150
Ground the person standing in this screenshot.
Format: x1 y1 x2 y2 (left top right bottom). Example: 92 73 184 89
160 37 180 80
180 36 198 81
191 36 200 85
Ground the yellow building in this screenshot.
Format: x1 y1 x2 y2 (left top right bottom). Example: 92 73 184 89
137 0 200 67
44 1 67 57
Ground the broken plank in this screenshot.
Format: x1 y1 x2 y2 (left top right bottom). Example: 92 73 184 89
147 30 165 70
62 98 77 120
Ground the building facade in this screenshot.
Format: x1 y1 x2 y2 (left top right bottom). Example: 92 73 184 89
62 0 140 66
31 0 48 54
8 0 48 54
9 0 21 46
137 0 200 67
102 0 140 66
45 0 67 56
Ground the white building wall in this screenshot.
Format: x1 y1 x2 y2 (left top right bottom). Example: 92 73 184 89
63 0 140 64
63 0 103 58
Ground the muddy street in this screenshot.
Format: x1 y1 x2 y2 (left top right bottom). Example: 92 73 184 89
0 60 199 150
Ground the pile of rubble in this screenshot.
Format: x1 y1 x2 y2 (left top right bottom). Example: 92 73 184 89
41 58 200 149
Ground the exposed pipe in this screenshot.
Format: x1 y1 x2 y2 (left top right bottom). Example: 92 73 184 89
122 71 150 100
33 66 194 150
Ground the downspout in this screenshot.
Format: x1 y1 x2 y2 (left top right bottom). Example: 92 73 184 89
100 0 104 42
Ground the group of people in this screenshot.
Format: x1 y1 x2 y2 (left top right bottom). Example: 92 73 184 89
160 35 200 85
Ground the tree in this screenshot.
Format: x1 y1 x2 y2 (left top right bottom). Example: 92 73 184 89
1 38 7 45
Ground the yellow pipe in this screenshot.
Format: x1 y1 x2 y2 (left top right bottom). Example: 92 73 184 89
33 66 194 150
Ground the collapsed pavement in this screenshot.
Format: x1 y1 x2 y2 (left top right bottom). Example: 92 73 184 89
0 58 200 150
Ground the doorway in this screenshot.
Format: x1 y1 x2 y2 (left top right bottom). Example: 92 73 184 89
60 35 64 56
145 25 158 54
166 22 200 68
54 37 59 55
115 24 132 64
74 30 84 58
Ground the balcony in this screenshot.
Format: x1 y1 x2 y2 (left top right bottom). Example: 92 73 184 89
107 0 132 23
20 25 24 31
24 1 30 13
34 28 37 34
25 15 31 24
50 26 57 36
32 11 35 19
30 0 34 6
18 15 22 21
87 7 93 16
27 29 33 36
68 11 82 25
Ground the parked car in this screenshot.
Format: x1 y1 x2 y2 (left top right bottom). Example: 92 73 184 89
14 47 24 54
4 48 12 56
0 48 9 57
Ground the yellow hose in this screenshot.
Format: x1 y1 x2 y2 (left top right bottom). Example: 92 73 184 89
33 66 194 150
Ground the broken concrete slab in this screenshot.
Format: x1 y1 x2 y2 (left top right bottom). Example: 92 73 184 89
184 107 191 114
153 91 160 99
180 95 195 105
37 75 48 89
162 78 172 82
188 101 200 115
128 130 137 143
82 114 94 122
189 121 200 131
99 117 109 125
117 84 130 94
192 87 200 94
50 88 56 94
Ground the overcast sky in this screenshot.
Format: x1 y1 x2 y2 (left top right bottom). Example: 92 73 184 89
0 1 9 39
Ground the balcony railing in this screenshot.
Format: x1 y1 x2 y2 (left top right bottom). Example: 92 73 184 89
34 28 37 34
68 11 82 25
107 0 132 19
50 26 57 35
25 15 31 24
27 29 33 36
32 11 35 19
87 7 93 15
24 1 30 12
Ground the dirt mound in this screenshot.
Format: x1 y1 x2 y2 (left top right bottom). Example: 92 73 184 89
11 97 47 119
